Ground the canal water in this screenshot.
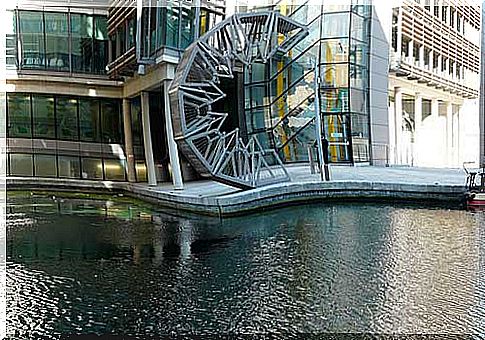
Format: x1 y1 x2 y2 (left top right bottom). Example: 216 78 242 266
6 193 485 337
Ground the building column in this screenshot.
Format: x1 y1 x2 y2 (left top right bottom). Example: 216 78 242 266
446 101 453 167
123 98 136 182
408 40 413 63
396 7 403 58
429 50 434 72
437 54 442 76
431 98 439 119
394 87 403 165
414 93 422 166
163 81 184 190
419 44 425 68
141 92 157 186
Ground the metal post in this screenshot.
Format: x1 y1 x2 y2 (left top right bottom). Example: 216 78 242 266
313 61 325 181
308 144 315 174
141 92 157 186
163 81 184 190
136 0 143 61
123 98 136 182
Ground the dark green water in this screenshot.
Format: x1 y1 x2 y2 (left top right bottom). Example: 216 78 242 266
6 194 485 338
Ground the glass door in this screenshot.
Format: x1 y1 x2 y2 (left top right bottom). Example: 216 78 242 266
322 113 351 163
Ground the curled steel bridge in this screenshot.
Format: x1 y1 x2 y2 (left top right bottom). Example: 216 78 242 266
169 12 308 189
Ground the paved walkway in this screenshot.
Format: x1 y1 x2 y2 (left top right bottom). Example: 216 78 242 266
132 165 468 199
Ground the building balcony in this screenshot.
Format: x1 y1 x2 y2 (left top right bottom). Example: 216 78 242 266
389 51 478 99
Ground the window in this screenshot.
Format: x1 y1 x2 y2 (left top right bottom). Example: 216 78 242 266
135 161 147 182
101 100 122 143
71 13 93 73
322 13 350 38
45 12 69 71
350 88 366 113
58 155 81 178
19 11 45 69
7 93 31 138
56 97 79 140
93 16 108 74
165 5 180 48
79 98 100 142
320 64 349 88
116 25 126 57
9 154 33 176
130 98 143 146
127 16 136 49
32 95 55 138
320 39 349 64
81 158 103 179
351 13 367 43
6 10 17 68
350 65 367 90
104 159 126 181
34 154 57 177
180 6 195 49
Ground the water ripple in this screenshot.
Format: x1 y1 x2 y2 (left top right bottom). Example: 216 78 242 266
6 197 485 337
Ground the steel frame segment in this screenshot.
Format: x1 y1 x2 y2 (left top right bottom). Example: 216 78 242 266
169 12 308 189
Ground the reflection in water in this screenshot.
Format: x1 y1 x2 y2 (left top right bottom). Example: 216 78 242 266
6 195 485 337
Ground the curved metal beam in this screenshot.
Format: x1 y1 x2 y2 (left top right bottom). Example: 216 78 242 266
169 12 308 189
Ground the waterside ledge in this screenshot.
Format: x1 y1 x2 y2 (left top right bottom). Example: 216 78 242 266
7 173 467 217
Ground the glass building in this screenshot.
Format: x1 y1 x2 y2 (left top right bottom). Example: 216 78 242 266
5 0 379 187
242 2 372 164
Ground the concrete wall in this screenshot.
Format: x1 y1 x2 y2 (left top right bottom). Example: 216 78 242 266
369 2 392 166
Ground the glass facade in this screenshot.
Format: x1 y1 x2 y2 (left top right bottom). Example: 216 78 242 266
11 10 108 74
7 93 126 181
128 3 223 60
243 2 372 164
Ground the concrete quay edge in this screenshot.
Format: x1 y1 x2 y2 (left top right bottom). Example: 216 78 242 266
7 177 467 217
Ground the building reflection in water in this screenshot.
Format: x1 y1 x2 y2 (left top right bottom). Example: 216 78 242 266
6 195 485 335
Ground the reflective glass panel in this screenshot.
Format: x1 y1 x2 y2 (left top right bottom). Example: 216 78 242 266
351 13 368 42
350 88 367 113
32 95 55 138
166 6 180 48
135 161 147 182
71 13 93 73
322 13 350 38
56 97 79 140
6 10 17 68
130 97 143 146
350 65 367 89
19 11 45 69
104 159 126 181
10 154 33 176
101 100 122 143
45 12 69 71
320 88 349 113
79 98 100 142
323 114 351 162
34 154 57 177
8 93 32 138
320 39 349 63
81 158 103 179
180 6 195 49
93 16 108 74
350 39 368 67
58 155 81 178
320 64 349 88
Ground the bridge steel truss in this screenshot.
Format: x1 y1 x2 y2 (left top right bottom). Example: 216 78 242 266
169 12 308 189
